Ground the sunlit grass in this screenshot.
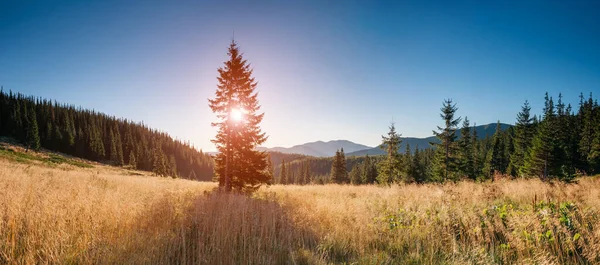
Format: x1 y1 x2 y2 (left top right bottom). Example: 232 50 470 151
1 154 599 264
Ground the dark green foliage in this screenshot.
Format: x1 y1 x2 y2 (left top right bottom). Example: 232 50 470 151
0 90 213 180
431 99 461 182
483 121 506 179
378 122 403 184
512 101 534 177
279 159 287 185
361 155 378 184
457 117 474 179
25 106 40 151
349 162 363 185
330 149 348 184
128 150 137 169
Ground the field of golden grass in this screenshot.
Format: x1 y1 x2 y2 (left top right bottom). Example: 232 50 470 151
1 152 600 264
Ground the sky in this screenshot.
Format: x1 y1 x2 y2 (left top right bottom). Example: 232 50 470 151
1 0 599 151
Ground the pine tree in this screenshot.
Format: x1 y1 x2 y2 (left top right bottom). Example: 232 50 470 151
378 122 402 184
128 150 137 169
305 161 312 184
109 129 120 165
152 145 168 177
512 100 534 177
361 155 377 184
432 99 461 182
265 154 275 184
503 129 515 176
483 121 505 179
62 112 75 152
169 155 178 178
472 123 482 179
279 159 287 185
25 106 40 151
457 117 474 179
208 40 269 193
412 146 427 183
523 120 554 180
330 149 348 183
404 143 414 182
349 163 363 185
579 93 595 172
589 129 600 173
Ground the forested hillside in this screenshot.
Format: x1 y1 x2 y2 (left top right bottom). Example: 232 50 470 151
0 90 214 180
2 90 598 185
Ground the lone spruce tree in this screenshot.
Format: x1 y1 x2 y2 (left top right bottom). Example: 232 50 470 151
431 99 461 182
209 40 269 192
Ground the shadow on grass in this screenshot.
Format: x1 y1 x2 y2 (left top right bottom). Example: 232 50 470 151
101 191 320 265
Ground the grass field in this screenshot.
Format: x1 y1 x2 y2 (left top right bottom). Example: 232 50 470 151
1 147 600 264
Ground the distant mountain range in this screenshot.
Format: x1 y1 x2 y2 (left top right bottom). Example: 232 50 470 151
346 123 511 156
258 123 512 157
257 140 371 157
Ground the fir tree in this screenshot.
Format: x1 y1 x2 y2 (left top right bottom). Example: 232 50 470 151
349 163 363 185
279 160 287 185
109 129 120 165
589 129 600 173
503 129 515 176
457 117 474 179
412 146 426 183
265 154 275 184
472 123 482 179
330 149 348 183
483 121 505 179
512 101 534 177
128 150 137 169
361 155 377 184
378 122 402 184
152 145 168 177
208 40 269 193
169 155 178 178
579 93 595 172
523 120 555 180
25 106 40 151
432 99 461 182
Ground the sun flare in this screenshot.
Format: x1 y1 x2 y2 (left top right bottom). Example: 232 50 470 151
230 108 245 122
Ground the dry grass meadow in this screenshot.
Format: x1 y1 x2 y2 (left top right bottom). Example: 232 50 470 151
1 149 600 264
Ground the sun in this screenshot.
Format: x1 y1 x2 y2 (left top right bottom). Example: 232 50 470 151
230 108 245 122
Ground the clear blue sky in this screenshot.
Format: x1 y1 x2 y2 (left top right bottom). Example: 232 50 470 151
1 0 599 151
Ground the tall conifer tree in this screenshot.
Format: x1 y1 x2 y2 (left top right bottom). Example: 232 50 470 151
25 106 40 151
458 117 474 179
512 101 534 177
208 40 269 192
378 122 402 184
432 99 461 182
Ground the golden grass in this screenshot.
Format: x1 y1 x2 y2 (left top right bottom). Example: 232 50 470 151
1 156 600 264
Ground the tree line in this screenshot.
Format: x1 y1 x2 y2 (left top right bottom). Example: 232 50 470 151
269 92 599 185
365 92 600 184
0 89 214 180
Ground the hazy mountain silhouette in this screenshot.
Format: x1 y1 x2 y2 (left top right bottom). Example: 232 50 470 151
346 123 512 156
258 140 372 157
258 123 511 157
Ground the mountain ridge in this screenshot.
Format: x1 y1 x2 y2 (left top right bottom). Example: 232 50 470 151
258 123 512 157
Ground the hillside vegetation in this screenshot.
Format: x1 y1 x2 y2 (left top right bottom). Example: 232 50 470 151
1 148 600 264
